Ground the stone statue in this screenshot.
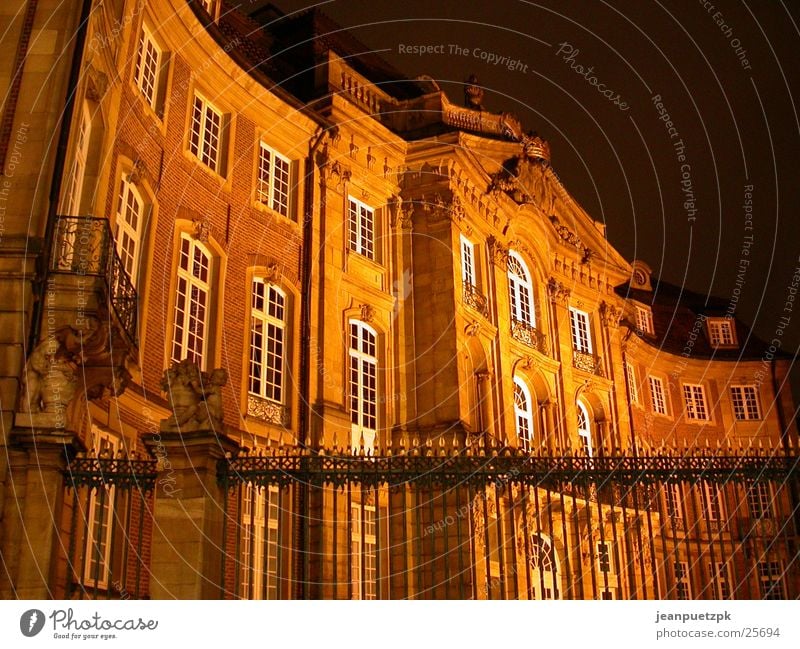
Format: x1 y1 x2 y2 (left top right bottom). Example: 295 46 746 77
20 326 81 414
160 359 228 433
464 74 485 111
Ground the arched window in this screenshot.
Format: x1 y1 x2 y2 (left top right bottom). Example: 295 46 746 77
114 176 145 284
529 533 558 599
249 280 286 405
172 233 212 369
508 251 535 327
513 377 534 452
577 401 593 457
349 320 377 453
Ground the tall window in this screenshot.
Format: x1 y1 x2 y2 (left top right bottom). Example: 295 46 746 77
635 305 654 335
596 541 614 575
114 176 144 284
577 401 593 457
84 428 119 587
625 362 639 404
172 234 212 368
529 534 558 599
64 104 91 215
708 318 736 347
665 483 683 520
240 485 280 600
569 307 592 353
758 561 783 599
351 503 377 600
189 93 222 172
702 483 725 521
249 280 286 404
513 377 534 452
730 385 761 420
649 376 668 415
349 320 377 453
348 197 375 260
748 482 772 519
257 143 291 217
682 383 709 421
508 251 535 326
674 561 691 599
460 234 476 286
133 25 162 109
710 562 732 599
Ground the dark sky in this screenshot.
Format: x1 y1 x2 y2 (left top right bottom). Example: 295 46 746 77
255 1 800 395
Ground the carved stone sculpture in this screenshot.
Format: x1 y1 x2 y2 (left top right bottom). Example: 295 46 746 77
160 359 228 433
20 326 81 414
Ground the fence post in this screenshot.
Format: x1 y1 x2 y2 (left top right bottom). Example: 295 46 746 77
143 430 239 599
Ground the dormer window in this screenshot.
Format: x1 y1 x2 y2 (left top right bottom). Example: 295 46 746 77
635 305 654 335
707 318 737 347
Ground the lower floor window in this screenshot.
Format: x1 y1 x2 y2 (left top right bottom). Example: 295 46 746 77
351 503 377 600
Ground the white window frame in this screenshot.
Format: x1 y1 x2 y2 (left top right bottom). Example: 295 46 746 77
665 483 683 520
674 561 691 600
172 233 212 369
257 142 291 217
730 385 761 420
249 279 286 404
748 482 772 519
758 561 783 600
710 561 732 599
708 318 737 347
189 93 223 172
460 234 476 287
349 320 378 454
682 383 709 421
351 503 377 600
64 103 91 215
702 482 725 521
348 196 375 260
577 401 593 458
649 375 668 415
635 305 654 335
507 251 535 327
83 428 120 588
114 175 145 284
569 307 592 354
133 24 162 109
625 362 639 404
240 484 279 600
529 533 558 600
513 377 535 452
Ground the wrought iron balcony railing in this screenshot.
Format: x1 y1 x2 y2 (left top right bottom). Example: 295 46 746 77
50 215 138 343
463 281 489 318
247 394 289 426
572 349 603 377
510 318 549 354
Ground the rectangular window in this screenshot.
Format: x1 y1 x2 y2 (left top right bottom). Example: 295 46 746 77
635 305 654 335
349 321 377 453
758 561 783 600
460 235 476 286
710 562 732 599
748 482 772 519
625 362 639 404
665 482 683 520
708 318 736 346
189 94 223 172
348 197 375 260
702 483 724 521
674 561 691 600
249 280 286 404
730 385 761 420
240 484 279 599
683 383 709 421
172 234 212 369
596 541 614 574
134 26 162 109
83 429 119 587
257 143 291 217
569 307 592 353
64 104 91 215
649 376 667 415
351 503 377 600
114 176 144 284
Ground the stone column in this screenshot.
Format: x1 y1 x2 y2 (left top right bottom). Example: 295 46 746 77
143 430 239 599
476 371 495 439
0 413 81 599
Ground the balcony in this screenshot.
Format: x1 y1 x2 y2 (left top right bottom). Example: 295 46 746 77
463 281 489 318
247 394 289 426
510 319 549 355
572 349 603 377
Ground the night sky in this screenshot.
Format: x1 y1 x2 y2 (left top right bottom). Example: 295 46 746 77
254 1 800 398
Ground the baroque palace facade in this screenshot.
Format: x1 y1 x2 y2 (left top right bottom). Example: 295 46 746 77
0 0 797 600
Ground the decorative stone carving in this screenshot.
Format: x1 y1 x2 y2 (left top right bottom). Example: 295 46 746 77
20 327 82 414
600 301 622 328
465 320 481 337
549 215 593 263
192 216 211 243
85 64 109 102
159 359 228 433
126 158 146 184
464 74 485 110
487 235 509 268
546 278 571 305
247 394 288 425
359 303 375 323
488 137 555 209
